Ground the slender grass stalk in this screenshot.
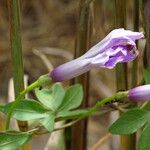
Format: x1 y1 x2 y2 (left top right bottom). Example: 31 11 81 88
7 0 30 149
130 0 140 149
143 0 150 68
141 0 150 119
115 0 128 90
114 0 135 150
137 0 150 109
71 0 91 150
132 0 139 87
140 0 150 108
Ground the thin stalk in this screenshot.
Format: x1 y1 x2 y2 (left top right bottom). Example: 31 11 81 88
5 81 39 130
86 91 128 116
143 0 150 68
7 0 27 132
131 0 139 88
8 91 127 136
141 0 150 112
115 0 134 150
7 1 29 149
71 0 91 150
5 75 51 150
45 91 127 134
5 74 52 130
115 0 128 90
89 133 112 150
130 0 140 149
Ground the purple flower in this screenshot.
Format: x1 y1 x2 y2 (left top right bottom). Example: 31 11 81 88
128 85 150 102
50 28 144 82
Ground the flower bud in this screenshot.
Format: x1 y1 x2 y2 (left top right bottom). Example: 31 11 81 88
50 28 144 82
128 85 150 102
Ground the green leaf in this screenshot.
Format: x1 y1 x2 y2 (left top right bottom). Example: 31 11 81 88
59 84 83 111
139 123 150 150
109 109 149 134
143 69 150 84
35 83 65 111
40 112 55 132
57 109 88 120
0 131 32 150
0 99 49 121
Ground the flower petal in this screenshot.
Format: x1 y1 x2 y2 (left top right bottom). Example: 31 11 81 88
50 58 91 82
105 52 124 68
128 85 150 102
90 52 109 67
50 28 144 82
82 29 142 59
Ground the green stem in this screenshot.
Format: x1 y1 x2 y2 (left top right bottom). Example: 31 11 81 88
140 101 149 109
8 0 24 97
0 91 129 137
86 91 128 116
25 91 128 135
7 0 27 133
5 74 52 130
2 91 128 136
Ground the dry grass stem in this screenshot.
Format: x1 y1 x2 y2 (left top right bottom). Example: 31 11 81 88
33 49 54 72
89 133 112 150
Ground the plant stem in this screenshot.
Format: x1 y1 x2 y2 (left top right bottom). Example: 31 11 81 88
89 133 112 150
25 91 128 135
71 0 92 150
41 91 127 134
141 0 150 121
82 0 95 8
132 0 139 88
114 0 135 149
140 101 149 109
115 0 128 90
5 74 52 130
7 0 28 133
7 1 30 149
87 91 128 116
130 1 140 149
143 0 150 68
7 0 24 97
